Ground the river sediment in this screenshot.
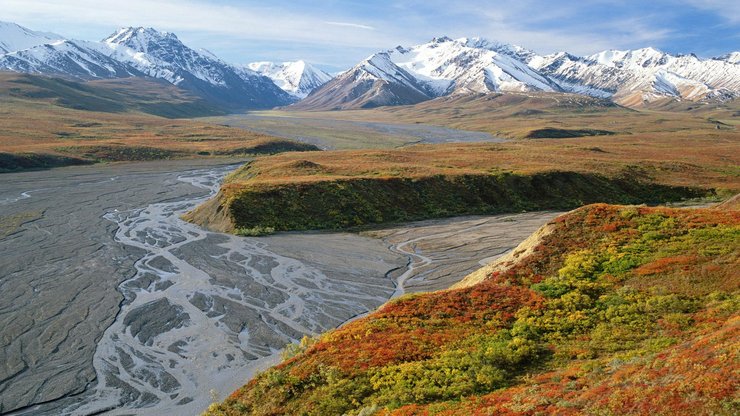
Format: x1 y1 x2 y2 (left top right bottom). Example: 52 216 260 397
1 160 560 415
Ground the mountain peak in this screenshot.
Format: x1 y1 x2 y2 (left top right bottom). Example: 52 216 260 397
103 26 178 47
0 21 65 54
635 46 663 54
589 46 670 68
431 36 453 44
290 59 307 71
632 46 670 59
364 51 391 63
714 51 740 64
459 36 504 48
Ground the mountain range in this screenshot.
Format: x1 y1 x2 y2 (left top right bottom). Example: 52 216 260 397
295 36 740 110
0 21 738 111
0 22 294 109
0 21 64 54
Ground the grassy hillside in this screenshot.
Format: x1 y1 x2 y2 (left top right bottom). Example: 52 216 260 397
276 92 739 140
0 73 317 172
0 72 227 118
205 203 739 416
186 136 739 233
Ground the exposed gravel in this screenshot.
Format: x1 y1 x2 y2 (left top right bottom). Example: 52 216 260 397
1 160 559 416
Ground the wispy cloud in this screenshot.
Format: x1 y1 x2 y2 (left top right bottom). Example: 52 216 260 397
0 0 400 47
681 0 740 23
325 21 375 30
0 0 736 68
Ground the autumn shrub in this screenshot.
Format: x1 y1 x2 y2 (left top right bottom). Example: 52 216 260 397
369 331 539 406
234 225 275 236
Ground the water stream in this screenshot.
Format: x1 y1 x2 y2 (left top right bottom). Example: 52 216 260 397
60 166 398 415
1 162 558 416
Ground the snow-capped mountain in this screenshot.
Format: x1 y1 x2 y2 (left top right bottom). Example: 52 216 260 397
100 27 294 108
298 37 740 110
0 39 144 79
0 21 64 54
295 52 436 109
1 22 738 110
387 36 558 95
715 52 740 65
248 60 331 98
295 36 561 110
0 23 293 109
532 47 740 106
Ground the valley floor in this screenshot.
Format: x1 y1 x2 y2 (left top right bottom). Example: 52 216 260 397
0 160 560 415
204 113 502 150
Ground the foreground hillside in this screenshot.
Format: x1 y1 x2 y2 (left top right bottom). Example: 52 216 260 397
0 73 316 172
205 203 739 415
185 135 739 233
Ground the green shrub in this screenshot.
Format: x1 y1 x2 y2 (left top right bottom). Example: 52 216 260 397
235 226 276 236
226 172 707 232
369 331 539 406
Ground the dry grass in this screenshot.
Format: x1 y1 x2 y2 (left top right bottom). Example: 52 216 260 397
0 99 293 154
277 92 739 140
0 73 314 167
227 134 740 192
235 92 739 192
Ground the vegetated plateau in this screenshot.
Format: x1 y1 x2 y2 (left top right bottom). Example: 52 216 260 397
185 132 739 234
187 92 739 233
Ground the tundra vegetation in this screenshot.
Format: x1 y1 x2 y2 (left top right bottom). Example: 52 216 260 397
257 92 740 140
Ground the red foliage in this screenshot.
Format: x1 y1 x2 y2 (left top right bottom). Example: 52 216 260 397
388 316 740 416
294 284 543 374
634 254 699 276
217 204 739 416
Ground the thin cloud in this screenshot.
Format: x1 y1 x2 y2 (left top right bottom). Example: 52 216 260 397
682 0 740 23
325 21 375 30
0 0 396 48
0 0 736 69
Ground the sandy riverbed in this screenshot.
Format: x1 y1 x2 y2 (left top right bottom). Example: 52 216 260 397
1 160 558 415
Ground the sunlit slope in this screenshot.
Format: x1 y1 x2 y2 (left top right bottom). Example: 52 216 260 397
0 72 317 172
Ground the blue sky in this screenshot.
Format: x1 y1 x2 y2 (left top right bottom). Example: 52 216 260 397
1 0 738 71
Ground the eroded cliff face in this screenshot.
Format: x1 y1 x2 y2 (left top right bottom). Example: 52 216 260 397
453 219 559 289
185 170 709 234
182 190 235 234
